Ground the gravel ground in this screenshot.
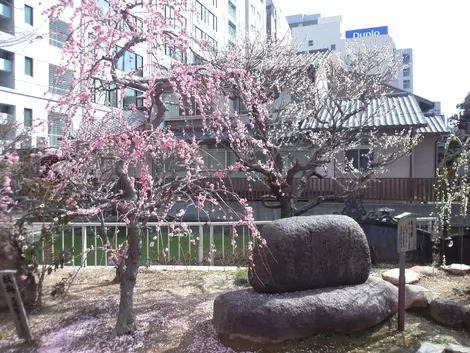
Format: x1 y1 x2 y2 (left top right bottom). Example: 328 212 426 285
0 265 470 353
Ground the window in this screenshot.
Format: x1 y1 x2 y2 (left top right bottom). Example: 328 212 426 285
24 57 33 76
251 5 255 16
165 5 187 30
196 1 218 31
164 35 188 63
49 19 69 48
122 88 144 108
345 148 373 170
24 108 32 128
228 21 236 39
308 40 314 47
213 0 217 7
194 26 217 50
179 96 201 116
330 44 336 50
204 145 227 170
24 5 33 25
403 67 410 77
403 79 411 89
257 11 261 22
114 46 143 77
49 64 73 95
228 1 236 19
48 113 65 147
91 79 118 107
403 53 410 65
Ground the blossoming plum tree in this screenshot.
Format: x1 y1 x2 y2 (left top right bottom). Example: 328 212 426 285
201 39 422 218
0 0 263 336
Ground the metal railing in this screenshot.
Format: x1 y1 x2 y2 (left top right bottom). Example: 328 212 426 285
29 217 438 268
29 221 270 268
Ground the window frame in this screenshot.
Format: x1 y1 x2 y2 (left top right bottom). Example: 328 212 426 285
24 5 33 26
403 79 411 89
345 147 373 171
24 108 32 128
24 57 33 76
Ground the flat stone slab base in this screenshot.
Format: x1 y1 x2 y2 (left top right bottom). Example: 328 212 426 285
213 276 398 349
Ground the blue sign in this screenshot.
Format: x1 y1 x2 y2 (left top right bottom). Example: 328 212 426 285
345 26 388 39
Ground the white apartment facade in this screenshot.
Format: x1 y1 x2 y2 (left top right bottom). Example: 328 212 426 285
0 0 268 149
286 13 342 53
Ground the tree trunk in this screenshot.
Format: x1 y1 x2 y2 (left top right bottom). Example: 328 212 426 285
280 204 294 218
114 223 141 336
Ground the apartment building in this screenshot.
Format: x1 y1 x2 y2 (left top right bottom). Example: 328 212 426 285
287 15 415 94
286 13 342 53
266 0 290 42
0 0 268 149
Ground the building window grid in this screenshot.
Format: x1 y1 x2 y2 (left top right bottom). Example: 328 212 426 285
308 40 314 47
49 20 69 48
113 45 143 77
48 113 65 147
24 5 33 25
194 26 217 51
49 64 73 95
403 67 410 77
24 57 33 76
196 1 218 31
403 79 411 89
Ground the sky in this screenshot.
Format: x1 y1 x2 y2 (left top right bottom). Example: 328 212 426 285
277 0 470 116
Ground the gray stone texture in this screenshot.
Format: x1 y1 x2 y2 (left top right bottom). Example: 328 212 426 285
430 298 466 327
405 284 434 310
249 215 371 293
213 276 398 349
382 268 421 286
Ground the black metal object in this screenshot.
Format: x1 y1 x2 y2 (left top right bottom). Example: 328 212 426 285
340 197 394 223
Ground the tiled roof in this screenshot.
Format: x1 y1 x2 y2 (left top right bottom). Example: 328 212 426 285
419 115 452 134
72 110 147 139
300 94 428 130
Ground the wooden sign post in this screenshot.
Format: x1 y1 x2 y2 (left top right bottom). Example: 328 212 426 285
394 212 418 332
0 270 33 342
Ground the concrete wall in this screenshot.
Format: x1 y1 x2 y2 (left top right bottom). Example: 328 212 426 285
413 135 438 177
290 18 342 52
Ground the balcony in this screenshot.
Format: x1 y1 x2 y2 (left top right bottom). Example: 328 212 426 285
0 2 11 18
0 57 12 72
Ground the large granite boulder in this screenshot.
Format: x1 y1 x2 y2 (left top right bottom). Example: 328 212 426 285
430 298 466 327
249 215 371 293
213 276 397 349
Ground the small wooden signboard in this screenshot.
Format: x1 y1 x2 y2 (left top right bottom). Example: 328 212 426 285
394 212 418 332
0 270 33 342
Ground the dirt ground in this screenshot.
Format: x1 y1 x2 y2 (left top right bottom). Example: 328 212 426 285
1 266 470 353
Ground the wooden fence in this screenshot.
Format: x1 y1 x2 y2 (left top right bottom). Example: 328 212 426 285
220 178 439 202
